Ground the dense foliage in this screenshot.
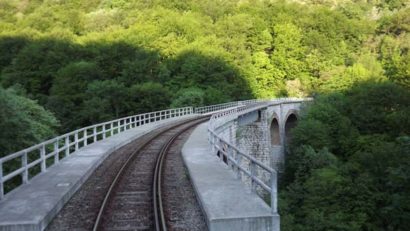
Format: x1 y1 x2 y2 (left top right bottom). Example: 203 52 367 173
0 87 59 157
281 82 410 231
1 1 408 135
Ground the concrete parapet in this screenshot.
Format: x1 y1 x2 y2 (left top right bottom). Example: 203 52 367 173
182 123 278 231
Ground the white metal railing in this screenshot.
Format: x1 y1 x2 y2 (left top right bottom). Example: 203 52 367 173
0 107 193 200
207 98 310 214
194 99 262 114
0 98 310 200
195 102 238 114
0 99 261 200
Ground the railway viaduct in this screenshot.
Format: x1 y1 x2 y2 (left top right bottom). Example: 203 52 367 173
0 98 310 231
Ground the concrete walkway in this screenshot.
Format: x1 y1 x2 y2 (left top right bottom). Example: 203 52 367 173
0 115 197 231
182 123 277 231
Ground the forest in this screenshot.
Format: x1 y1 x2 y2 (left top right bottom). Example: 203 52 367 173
281 82 409 230
0 0 409 230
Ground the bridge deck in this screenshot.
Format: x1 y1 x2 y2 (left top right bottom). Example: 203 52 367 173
182 122 278 231
0 115 197 231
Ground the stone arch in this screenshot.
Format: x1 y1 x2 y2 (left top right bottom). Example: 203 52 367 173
284 111 298 145
269 116 281 146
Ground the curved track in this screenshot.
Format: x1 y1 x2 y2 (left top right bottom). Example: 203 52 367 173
92 117 208 231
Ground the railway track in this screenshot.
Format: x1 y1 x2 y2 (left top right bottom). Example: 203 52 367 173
92 116 208 231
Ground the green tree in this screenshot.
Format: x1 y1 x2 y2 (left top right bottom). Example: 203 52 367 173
281 82 410 231
84 79 129 120
0 87 59 156
48 61 102 130
379 35 410 88
271 23 306 80
129 82 172 113
171 87 205 107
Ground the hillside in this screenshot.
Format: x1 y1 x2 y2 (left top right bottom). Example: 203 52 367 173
1 1 408 133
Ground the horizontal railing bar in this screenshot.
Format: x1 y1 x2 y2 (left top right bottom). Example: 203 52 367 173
27 158 42 169
2 167 25 182
237 164 251 178
252 174 271 192
238 165 271 192
212 131 274 173
45 151 57 159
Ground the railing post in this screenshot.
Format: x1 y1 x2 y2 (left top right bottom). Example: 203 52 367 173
93 127 97 142
227 147 233 169
234 149 241 179
271 170 278 213
84 130 87 146
65 136 70 157
212 136 217 155
22 151 28 184
110 122 114 136
103 124 106 139
74 132 79 151
41 145 46 172
250 160 256 193
0 161 3 200
54 140 59 164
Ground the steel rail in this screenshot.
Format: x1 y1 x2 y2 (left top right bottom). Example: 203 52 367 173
153 117 209 231
92 116 207 231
